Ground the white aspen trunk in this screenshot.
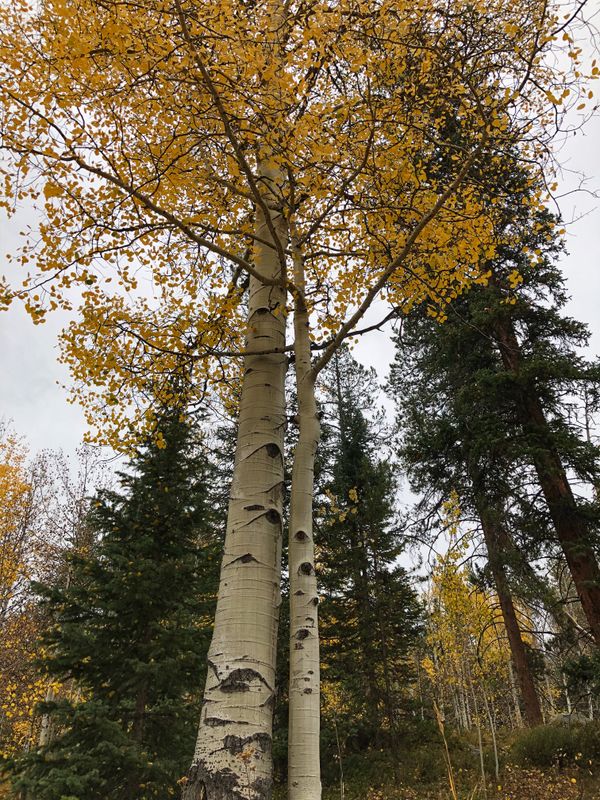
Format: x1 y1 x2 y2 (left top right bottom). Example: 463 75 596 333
562 672 572 715
470 687 488 800
184 160 288 800
416 655 425 721
482 690 499 782
507 660 523 729
544 671 556 719
287 240 321 800
457 661 470 730
463 676 473 729
333 719 345 800
38 685 57 747
451 686 464 731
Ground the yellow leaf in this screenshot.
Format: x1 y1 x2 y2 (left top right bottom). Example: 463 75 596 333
43 182 63 199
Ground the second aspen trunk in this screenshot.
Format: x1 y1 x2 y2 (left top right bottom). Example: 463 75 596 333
288 242 321 800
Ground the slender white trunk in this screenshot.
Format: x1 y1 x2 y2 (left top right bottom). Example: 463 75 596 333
38 685 57 748
287 240 321 800
184 160 287 800
456 661 470 730
470 687 487 800
544 670 555 718
562 672 572 715
416 655 425 721
507 660 522 729
451 692 462 731
333 719 345 800
482 690 499 782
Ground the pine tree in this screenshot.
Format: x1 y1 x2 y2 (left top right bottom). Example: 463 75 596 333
389 302 549 725
389 202 600 719
317 350 422 753
9 407 222 800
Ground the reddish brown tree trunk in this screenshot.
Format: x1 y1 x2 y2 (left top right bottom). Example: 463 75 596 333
477 502 543 726
494 317 600 645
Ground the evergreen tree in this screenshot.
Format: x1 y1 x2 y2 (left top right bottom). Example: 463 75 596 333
9 407 222 800
316 350 422 757
389 202 600 719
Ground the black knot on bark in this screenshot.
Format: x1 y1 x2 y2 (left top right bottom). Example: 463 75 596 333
294 530 308 541
266 508 281 525
303 688 313 694
295 628 310 640
223 732 273 756
220 668 264 693
265 442 281 458
230 553 258 566
244 504 265 512
299 562 314 575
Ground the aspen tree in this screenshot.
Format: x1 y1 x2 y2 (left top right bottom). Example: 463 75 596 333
0 1 591 797
286 237 321 800
423 519 519 736
0 427 43 758
0 427 30 621
184 159 289 799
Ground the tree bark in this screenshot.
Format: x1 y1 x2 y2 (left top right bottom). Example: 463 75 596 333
476 502 543 726
184 160 287 800
494 316 600 645
37 685 57 748
287 239 321 800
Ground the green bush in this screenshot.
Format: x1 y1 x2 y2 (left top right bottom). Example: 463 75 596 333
575 722 600 761
512 722 600 768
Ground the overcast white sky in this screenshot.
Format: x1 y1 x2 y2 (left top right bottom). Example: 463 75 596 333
1 71 600 459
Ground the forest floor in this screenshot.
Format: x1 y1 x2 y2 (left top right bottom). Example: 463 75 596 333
274 722 600 800
286 763 600 800
325 766 600 800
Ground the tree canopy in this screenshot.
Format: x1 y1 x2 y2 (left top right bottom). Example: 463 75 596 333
0 0 586 445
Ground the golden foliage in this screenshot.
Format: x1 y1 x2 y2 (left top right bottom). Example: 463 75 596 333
0 0 590 446
423 498 516 724
0 428 43 757
0 608 48 759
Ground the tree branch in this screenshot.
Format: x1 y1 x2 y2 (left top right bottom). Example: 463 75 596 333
313 132 489 376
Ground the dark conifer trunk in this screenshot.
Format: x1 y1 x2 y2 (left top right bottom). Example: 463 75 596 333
494 316 600 645
476 501 543 725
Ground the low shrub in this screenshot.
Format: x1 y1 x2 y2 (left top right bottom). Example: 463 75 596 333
512 721 600 768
